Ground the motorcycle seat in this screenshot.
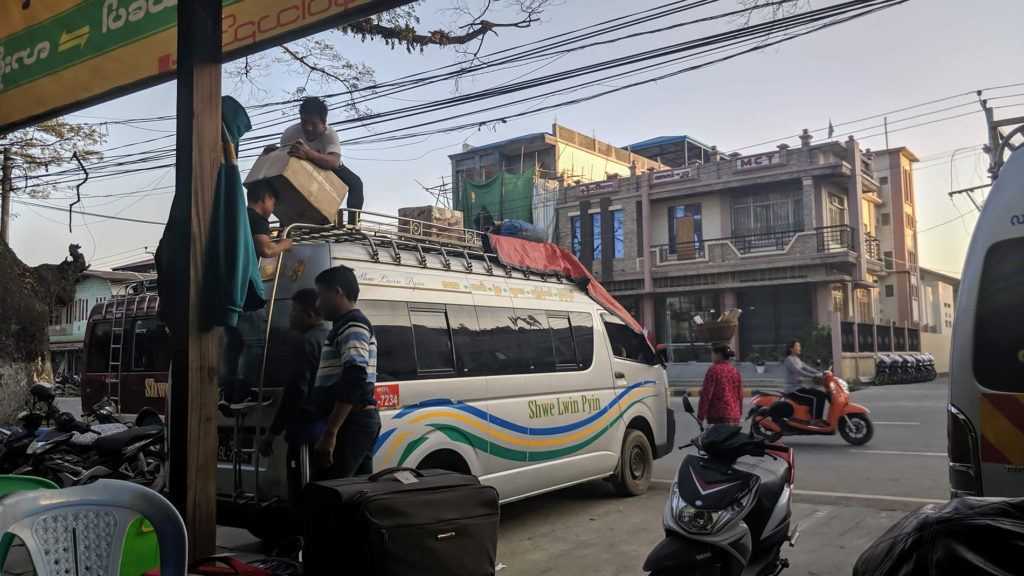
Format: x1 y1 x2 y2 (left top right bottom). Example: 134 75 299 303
750 389 783 397
92 425 163 456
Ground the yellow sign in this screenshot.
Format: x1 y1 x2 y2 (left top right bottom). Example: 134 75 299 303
0 0 413 132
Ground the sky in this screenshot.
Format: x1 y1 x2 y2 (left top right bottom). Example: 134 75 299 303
7 0 1023 279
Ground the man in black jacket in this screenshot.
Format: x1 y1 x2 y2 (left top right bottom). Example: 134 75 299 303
257 288 329 532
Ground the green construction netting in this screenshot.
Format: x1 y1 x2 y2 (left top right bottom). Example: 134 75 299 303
459 167 535 229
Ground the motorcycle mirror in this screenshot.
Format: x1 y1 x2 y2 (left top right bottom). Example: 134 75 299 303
682 396 695 414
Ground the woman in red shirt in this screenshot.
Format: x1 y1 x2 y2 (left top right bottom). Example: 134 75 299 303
697 345 744 426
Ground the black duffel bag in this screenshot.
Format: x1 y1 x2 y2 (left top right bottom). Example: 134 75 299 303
854 497 1024 576
303 467 499 576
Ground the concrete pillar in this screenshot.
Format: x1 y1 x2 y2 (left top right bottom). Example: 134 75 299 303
801 176 816 231
846 136 867 282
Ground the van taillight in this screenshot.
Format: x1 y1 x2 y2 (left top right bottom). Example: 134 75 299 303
948 403 981 497
948 406 973 464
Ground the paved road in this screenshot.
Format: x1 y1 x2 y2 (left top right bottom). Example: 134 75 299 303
495 378 949 575
659 378 950 503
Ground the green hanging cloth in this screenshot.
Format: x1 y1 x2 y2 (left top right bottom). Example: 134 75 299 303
459 167 536 229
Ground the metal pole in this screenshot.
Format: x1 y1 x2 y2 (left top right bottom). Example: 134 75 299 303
1 147 12 244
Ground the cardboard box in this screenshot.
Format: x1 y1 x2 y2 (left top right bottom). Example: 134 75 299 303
243 149 348 227
398 206 467 243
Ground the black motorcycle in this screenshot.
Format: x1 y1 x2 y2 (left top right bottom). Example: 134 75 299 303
15 407 165 490
644 398 798 575
0 383 63 473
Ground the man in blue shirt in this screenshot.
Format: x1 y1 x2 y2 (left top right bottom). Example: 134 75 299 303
311 265 380 479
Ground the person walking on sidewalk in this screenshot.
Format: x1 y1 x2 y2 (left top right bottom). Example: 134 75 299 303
263 97 364 226
697 344 743 426
311 265 381 479
783 340 827 427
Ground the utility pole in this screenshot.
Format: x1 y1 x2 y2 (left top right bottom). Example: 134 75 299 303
979 93 1024 180
1 147 11 244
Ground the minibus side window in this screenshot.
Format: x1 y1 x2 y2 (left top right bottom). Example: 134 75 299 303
549 314 578 370
604 321 657 365
410 308 456 377
86 321 113 373
570 312 595 370
132 318 172 372
475 307 527 374
448 304 483 377
973 236 1024 391
360 301 418 381
515 309 556 373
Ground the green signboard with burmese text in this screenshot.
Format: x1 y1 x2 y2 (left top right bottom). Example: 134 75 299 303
0 0 412 132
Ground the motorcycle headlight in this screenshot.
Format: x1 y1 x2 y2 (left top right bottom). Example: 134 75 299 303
837 379 849 394
671 482 756 535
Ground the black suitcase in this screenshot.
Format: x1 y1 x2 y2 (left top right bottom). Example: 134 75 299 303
303 467 499 576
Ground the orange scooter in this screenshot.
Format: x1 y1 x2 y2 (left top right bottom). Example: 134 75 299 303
747 372 873 445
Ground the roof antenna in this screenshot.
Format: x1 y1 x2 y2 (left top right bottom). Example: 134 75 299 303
69 151 88 233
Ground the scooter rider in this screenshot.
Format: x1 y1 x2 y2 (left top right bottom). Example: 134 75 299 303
783 340 827 427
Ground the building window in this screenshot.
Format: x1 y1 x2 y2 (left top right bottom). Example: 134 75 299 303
908 251 917 267
856 288 872 324
827 194 848 227
730 183 804 236
831 284 848 317
480 164 495 181
570 215 581 258
885 285 894 297
880 176 889 185
903 168 914 204
905 213 915 230
881 212 891 226
883 251 894 270
667 204 703 255
593 210 624 260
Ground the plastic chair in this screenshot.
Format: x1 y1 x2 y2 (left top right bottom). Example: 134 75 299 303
0 474 60 570
0 479 187 576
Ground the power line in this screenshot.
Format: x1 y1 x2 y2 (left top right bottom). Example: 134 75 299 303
11 199 164 225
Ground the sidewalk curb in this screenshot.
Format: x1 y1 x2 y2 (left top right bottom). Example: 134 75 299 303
671 388 756 398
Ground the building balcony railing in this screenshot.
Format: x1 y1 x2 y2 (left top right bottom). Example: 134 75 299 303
864 233 881 261
652 225 865 267
816 224 855 253
653 227 804 263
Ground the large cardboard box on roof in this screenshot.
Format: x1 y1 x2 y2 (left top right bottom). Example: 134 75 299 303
243 148 347 227
398 206 471 243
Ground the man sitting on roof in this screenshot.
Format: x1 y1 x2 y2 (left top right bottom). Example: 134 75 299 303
263 97 364 226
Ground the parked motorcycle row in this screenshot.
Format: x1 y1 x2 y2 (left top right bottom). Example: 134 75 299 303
873 353 937 385
0 382 165 491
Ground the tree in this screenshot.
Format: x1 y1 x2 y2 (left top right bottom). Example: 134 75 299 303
0 120 104 419
0 241 86 423
228 0 553 112
0 118 106 198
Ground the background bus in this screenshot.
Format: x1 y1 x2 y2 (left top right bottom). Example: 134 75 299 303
81 291 170 417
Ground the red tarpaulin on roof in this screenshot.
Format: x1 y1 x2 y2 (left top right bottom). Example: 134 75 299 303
486 234 644 334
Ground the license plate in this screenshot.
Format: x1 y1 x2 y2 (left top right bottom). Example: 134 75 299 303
217 432 253 465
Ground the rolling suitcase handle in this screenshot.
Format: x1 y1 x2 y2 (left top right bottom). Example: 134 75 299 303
367 466 426 482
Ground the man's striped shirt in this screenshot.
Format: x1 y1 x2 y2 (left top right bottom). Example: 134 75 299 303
314 308 377 414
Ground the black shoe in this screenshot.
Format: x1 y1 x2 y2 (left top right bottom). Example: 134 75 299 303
229 391 273 410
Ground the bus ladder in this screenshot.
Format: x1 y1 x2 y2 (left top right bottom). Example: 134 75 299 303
105 284 132 413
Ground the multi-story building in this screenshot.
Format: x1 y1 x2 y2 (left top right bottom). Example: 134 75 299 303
448 124 667 208
920 267 958 335
48 269 155 377
555 130 897 370
873 148 923 327
918 267 959 373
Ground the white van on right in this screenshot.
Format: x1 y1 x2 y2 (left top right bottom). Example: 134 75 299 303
948 144 1024 498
